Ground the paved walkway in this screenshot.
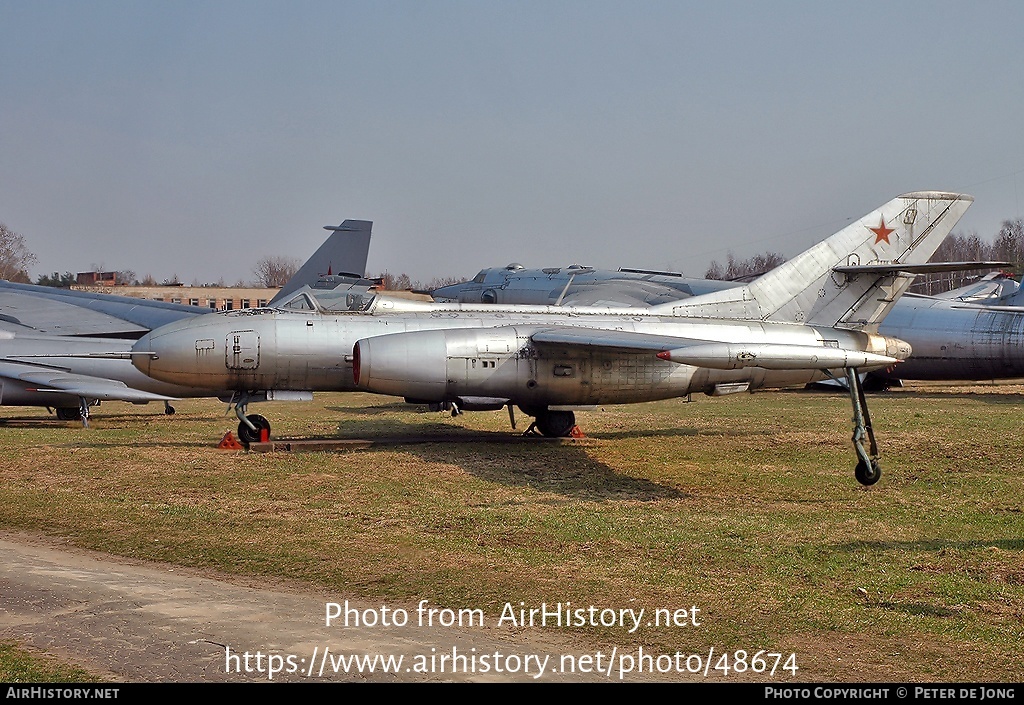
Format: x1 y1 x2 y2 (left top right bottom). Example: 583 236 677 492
0 533 625 683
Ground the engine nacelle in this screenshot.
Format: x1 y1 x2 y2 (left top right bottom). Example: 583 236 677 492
353 327 522 401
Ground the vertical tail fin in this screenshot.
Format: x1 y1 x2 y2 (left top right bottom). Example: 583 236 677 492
654 192 973 331
269 219 373 305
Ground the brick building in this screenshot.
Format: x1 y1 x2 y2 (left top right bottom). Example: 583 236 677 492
72 285 279 311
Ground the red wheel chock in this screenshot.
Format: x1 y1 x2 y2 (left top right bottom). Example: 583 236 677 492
217 431 245 449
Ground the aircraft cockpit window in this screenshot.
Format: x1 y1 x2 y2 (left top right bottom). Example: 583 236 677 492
472 272 487 284
346 293 376 312
281 293 315 311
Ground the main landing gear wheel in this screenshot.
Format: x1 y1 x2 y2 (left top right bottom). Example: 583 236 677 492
855 459 882 486
536 410 576 438
237 414 271 446
55 407 81 421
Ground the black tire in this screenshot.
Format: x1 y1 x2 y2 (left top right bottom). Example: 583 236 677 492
855 459 882 486
55 407 81 421
535 410 576 438
237 414 271 446
165 405 176 415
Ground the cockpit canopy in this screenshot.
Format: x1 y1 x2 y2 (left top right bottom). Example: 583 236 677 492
276 287 377 313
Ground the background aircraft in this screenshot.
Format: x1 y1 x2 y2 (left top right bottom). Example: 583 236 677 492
128 192 973 485
927 271 1022 304
432 254 1022 387
0 220 375 424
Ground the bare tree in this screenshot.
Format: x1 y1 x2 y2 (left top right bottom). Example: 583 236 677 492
911 223 1024 295
705 250 786 281
374 272 464 292
0 222 38 282
253 255 300 288
992 218 1024 274
707 223 1024 296
424 275 467 290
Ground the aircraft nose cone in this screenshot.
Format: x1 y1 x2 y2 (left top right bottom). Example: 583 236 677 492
430 283 468 301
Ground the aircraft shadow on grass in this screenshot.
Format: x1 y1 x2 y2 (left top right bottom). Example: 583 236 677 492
319 413 686 501
834 537 1024 552
326 402 776 441
399 441 686 502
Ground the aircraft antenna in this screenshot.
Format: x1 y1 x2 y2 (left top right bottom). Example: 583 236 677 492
554 273 577 306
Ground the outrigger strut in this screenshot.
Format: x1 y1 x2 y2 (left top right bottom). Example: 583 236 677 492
842 367 882 486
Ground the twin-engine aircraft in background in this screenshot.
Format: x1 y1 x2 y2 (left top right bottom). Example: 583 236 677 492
0 220 375 424
129 192 974 485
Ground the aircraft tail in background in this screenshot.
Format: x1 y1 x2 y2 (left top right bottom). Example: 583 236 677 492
270 219 373 305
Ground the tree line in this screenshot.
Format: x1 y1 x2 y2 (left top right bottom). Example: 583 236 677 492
5 218 1024 295
703 218 1024 295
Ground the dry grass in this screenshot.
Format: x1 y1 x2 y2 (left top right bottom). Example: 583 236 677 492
1 383 1023 682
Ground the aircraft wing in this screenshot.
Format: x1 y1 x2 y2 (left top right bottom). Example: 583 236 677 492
529 327 899 370
0 359 176 402
0 280 205 336
530 327 707 352
948 304 1024 313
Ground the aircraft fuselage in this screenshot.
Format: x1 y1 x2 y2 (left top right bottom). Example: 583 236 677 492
131 300 906 407
876 296 1024 380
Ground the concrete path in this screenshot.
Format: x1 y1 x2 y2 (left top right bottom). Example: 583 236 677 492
0 533 627 683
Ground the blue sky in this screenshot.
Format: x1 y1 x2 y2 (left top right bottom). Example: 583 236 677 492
2 1 1022 285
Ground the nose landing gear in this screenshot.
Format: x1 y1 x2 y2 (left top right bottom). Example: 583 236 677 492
232 397 271 447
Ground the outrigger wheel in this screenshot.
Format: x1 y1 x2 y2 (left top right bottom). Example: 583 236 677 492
237 414 271 446
855 458 882 486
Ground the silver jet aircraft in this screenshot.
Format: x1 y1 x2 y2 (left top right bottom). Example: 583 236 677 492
130 192 973 485
0 220 375 424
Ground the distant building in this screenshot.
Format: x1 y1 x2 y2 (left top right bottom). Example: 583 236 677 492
71 284 277 311
69 281 425 311
76 271 120 286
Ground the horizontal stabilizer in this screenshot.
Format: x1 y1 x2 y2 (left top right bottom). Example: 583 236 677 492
655 343 900 371
833 261 1010 275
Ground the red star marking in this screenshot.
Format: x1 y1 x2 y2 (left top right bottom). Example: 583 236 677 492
869 217 894 245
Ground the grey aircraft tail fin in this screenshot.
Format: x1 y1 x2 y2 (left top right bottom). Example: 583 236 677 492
269 219 373 305
652 192 973 332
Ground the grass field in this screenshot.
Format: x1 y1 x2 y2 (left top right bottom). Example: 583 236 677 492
1 383 1022 682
